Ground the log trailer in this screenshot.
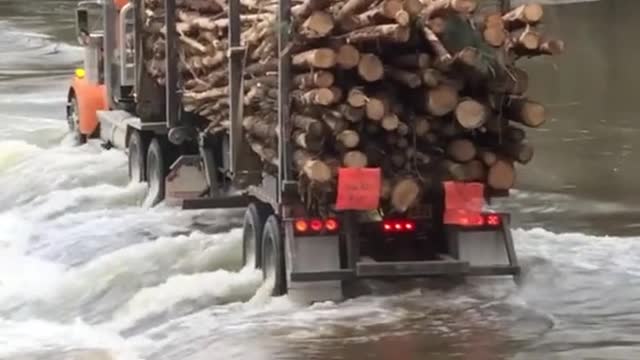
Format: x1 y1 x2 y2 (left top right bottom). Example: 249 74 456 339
67 0 520 303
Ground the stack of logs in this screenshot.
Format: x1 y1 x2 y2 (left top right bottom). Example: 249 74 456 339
143 0 564 214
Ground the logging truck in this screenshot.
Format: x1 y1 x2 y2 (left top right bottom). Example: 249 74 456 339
66 0 524 303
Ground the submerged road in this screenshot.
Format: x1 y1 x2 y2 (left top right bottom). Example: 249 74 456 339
1 0 640 359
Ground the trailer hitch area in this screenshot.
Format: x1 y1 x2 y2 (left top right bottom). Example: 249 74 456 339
168 126 197 145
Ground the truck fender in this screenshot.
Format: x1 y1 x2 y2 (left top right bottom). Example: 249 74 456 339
68 75 107 136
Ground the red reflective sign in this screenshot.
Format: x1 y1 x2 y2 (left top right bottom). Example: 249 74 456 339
335 167 381 210
443 181 486 225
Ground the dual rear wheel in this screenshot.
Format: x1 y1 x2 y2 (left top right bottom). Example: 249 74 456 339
242 203 287 296
127 130 167 207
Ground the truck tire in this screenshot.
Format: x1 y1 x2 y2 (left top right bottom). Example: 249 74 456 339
145 137 166 207
242 202 273 269
261 215 287 296
66 94 86 145
128 130 146 182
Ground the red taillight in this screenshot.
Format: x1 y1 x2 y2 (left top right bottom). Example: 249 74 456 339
485 214 501 226
325 218 339 231
382 219 416 233
293 218 340 235
310 219 323 231
294 219 308 233
452 213 502 228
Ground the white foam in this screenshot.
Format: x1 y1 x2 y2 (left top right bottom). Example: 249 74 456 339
0 319 142 360
112 267 262 330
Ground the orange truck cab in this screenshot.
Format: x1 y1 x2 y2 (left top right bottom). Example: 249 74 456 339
67 0 132 143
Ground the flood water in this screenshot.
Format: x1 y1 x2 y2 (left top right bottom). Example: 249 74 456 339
1 0 640 359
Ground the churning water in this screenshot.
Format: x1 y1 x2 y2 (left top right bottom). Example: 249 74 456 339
2 1 640 359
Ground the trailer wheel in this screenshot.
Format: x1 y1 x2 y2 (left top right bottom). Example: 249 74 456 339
261 215 287 296
128 130 146 182
145 137 166 207
242 202 273 269
66 94 86 145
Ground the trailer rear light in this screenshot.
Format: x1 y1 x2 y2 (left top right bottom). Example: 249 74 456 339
293 218 340 235
325 218 339 231
382 219 416 233
452 213 503 228
294 219 308 233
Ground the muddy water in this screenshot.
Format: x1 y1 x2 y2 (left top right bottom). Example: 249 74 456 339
1 0 640 359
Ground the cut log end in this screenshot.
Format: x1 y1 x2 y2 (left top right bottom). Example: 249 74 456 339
426 84 459 116
358 54 385 82
488 160 516 190
343 150 368 168
390 177 421 212
455 98 489 129
447 138 477 163
336 44 361 69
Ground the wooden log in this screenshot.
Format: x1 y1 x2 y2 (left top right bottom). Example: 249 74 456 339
242 116 276 140
336 129 360 149
292 129 324 152
300 11 335 39
422 0 478 18
322 112 349 134
421 68 444 87
337 103 365 122
365 97 387 121
351 0 411 28
292 48 337 69
505 97 546 128
347 88 368 108
454 98 489 129
292 88 337 106
515 38 565 58
381 113 400 131
336 44 361 69
390 177 421 212
341 24 411 44
502 3 544 31
292 71 335 89
446 138 476 162
487 159 515 190
385 66 422 88
413 116 431 137
422 25 452 65
504 141 534 164
292 0 333 20
424 84 459 116
511 26 541 51
343 150 368 168
477 148 498 167
390 53 431 69
358 53 385 82
292 114 325 137
293 149 333 184
335 0 377 23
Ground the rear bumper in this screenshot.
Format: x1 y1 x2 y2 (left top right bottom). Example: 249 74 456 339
290 261 520 282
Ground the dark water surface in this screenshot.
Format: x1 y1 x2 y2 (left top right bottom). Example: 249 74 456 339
1 0 640 359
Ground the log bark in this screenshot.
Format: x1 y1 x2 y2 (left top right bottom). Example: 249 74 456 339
385 66 422 88
292 114 325 137
292 71 335 89
341 24 411 44
390 53 431 69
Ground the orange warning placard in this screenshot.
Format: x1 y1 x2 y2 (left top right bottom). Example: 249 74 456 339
335 167 381 210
